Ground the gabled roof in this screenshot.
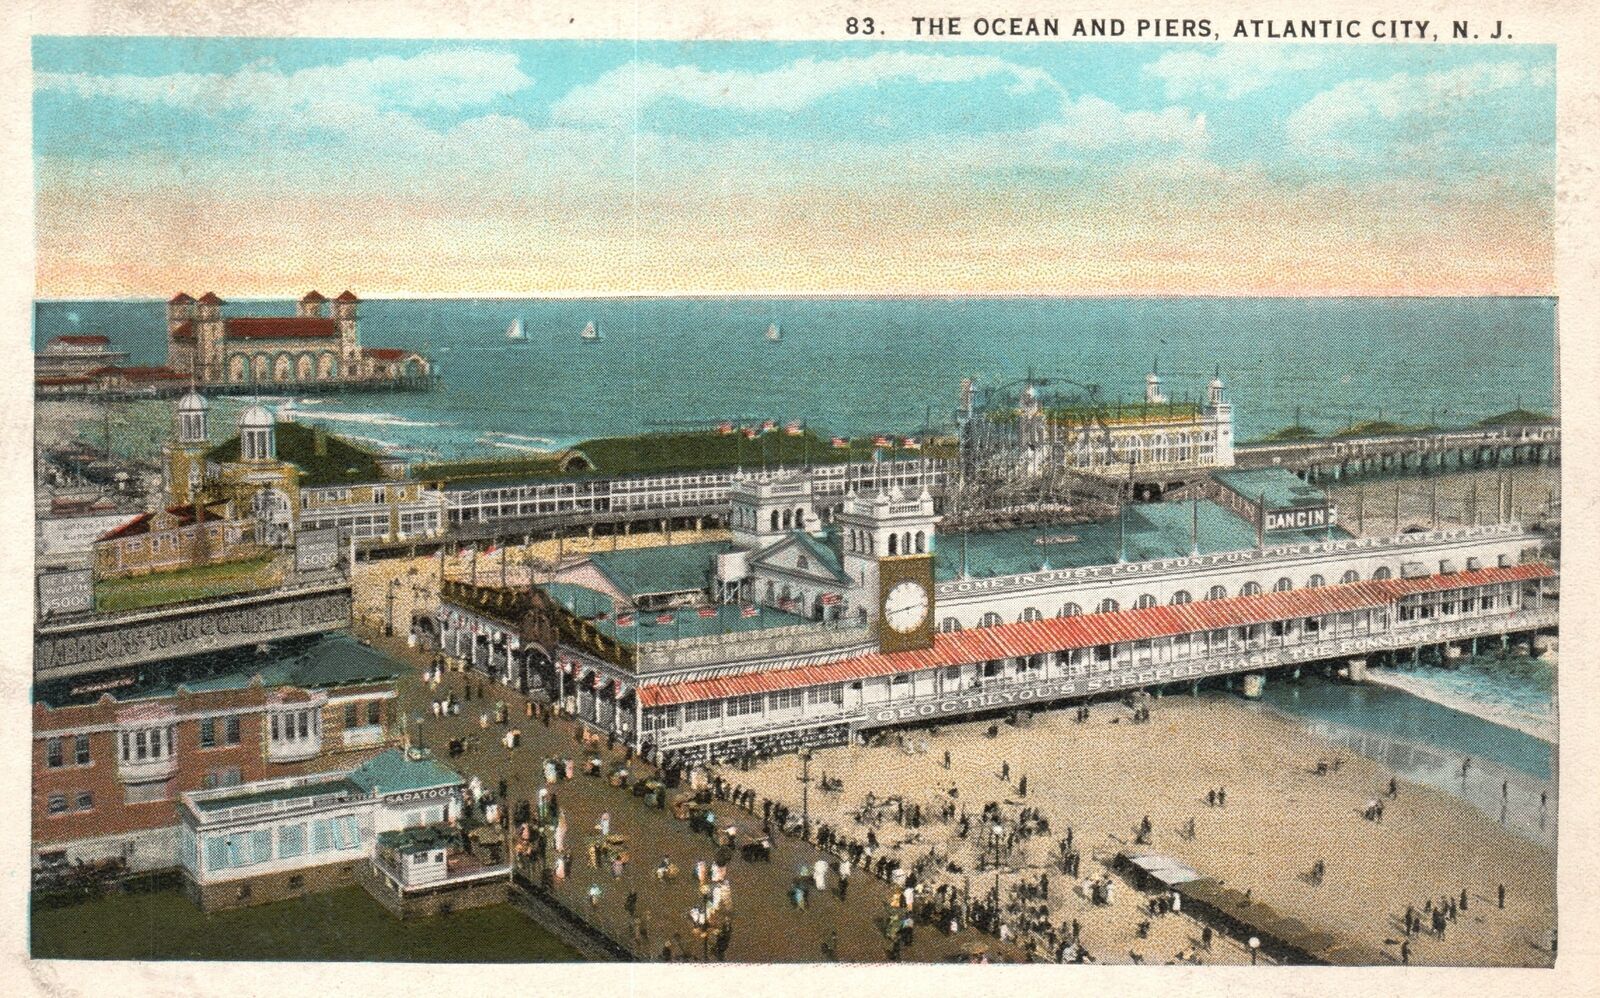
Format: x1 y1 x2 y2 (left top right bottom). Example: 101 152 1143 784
168 292 195 304
196 292 225 305
638 563 1555 706
225 317 338 339
750 531 850 584
300 290 328 303
334 290 360 302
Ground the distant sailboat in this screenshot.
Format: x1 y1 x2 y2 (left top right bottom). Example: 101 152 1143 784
580 320 602 342
766 322 782 343
505 317 527 343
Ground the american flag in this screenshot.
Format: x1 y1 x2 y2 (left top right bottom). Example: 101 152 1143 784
821 592 842 606
831 436 849 449
697 606 718 618
901 437 921 450
484 543 500 554
656 612 675 625
615 613 635 627
742 426 758 439
741 604 759 619
785 421 803 436
873 435 891 447
716 421 734 435
761 419 777 433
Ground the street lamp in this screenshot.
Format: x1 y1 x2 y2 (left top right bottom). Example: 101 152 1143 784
386 577 400 636
1248 935 1260 965
798 748 813 840
412 712 424 754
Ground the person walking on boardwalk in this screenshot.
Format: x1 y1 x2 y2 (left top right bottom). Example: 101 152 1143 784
1401 939 1411 965
838 858 851 900
1498 884 1506 909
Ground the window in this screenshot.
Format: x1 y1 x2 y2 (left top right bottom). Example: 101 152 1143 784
366 701 381 727
1097 598 1119 614
74 735 90 766
1274 577 1293 592
47 794 67 815
225 717 240 745
1058 603 1082 618
684 701 723 723
1170 590 1191 606
199 718 216 749
1135 594 1156 609
202 767 241 790
344 704 359 728
768 690 803 711
1341 570 1360 584
1206 586 1227 601
727 694 763 717
1308 574 1325 588
940 617 962 633
278 823 307 858
1021 607 1043 622
1373 567 1392 581
75 792 94 811
807 685 844 706
46 737 63 769
980 612 1003 628
1240 582 1262 597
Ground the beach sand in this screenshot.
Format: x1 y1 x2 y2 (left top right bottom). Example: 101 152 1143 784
731 696 1556 966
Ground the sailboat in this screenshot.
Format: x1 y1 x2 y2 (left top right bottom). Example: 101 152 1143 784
580 320 602 342
766 322 782 343
505 317 527 343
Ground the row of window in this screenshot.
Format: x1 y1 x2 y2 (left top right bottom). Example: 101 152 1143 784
660 683 848 729
343 700 384 729
45 791 94 815
202 814 365 871
270 709 321 743
44 734 91 769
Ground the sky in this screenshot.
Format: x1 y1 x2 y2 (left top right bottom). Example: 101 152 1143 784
32 37 1555 297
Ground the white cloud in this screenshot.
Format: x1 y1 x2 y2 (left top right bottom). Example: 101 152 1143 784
36 48 533 120
1145 46 1326 100
550 51 1058 123
1285 61 1552 161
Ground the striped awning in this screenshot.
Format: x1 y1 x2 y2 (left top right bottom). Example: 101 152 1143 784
637 562 1552 708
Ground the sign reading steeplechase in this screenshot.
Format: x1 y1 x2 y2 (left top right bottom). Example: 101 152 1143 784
37 569 93 618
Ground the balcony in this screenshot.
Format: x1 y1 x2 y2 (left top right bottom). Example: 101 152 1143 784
118 754 178 783
266 734 324 763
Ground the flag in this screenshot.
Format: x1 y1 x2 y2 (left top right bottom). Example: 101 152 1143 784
785 421 803 436
457 545 470 558
761 419 777 434
615 613 635 627
821 592 842 606
831 436 849 449
656 612 675 625
873 435 891 447
741 604 760 619
716 421 734 435
902 437 921 450
742 426 758 439
484 543 499 555
612 679 623 693
697 606 718 618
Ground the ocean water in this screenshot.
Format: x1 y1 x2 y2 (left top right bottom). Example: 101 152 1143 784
34 295 1556 462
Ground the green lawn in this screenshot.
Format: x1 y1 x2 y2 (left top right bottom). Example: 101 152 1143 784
95 554 283 613
31 885 582 962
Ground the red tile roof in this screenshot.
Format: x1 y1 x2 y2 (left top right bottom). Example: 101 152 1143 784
197 292 225 305
334 290 360 302
50 334 111 346
225 317 338 339
637 563 1555 707
364 347 408 361
301 290 328 302
169 292 195 304
98 502 230 541
120 366 189 381
35 375 93 386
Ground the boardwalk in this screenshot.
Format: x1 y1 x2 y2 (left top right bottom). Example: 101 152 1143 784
367 629 1019 963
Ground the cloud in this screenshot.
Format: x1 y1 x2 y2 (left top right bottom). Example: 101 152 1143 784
550 50 1058 123
36 48 533 121
1145 46 1326 100
1285 60 1553 161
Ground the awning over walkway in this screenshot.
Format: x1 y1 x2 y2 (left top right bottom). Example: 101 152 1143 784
637 562 1551 708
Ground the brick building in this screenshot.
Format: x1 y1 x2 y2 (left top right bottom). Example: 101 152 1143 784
32 635 403 872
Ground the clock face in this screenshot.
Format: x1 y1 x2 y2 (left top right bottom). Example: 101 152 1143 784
883 580 930 634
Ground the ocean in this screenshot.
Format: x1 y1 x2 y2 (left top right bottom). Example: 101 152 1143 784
34 295 1556 463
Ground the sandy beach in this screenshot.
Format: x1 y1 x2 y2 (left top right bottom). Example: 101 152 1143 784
729 696 1556 966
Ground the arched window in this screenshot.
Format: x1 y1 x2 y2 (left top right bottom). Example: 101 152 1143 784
1170 590 1191 605
1020 607 1042 623
903 532 913 554
1135 594 1156 609
770 510 780 531
782 509 793 529
888 534 899 555
941 618 963 633
1240 582 1262 597
1372 566 1392 581
764 582 775 602
780 585 792 602
1308 574 1325 588
915 531 926 554
1341 570 1360 584
1274 577 1293 592
1097 598 1119 614
1207 585 1227 600
796 555 809 571
1057 603 1082 618
980 612 1003 628
794 507 805 530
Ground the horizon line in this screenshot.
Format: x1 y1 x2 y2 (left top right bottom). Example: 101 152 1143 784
32 290 1561 303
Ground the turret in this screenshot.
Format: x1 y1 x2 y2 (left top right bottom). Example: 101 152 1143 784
729 471 820 552
1146 360 1167 405
298 290 328 318
176 388 209 445
195 292 226 383
238 403 276 463
1206 367 1234 467
835 485 940 623
334 290 360 371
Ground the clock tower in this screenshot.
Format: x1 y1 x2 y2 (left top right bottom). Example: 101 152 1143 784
836 486 939 652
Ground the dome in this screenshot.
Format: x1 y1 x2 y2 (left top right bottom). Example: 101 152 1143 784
238 403 274 429
1209 375 1225 389
177 388 209 413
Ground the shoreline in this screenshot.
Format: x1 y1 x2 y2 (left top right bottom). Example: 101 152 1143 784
1362 668 1555 745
